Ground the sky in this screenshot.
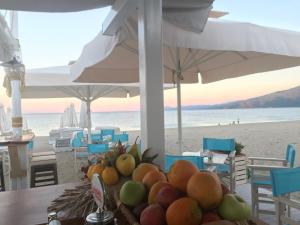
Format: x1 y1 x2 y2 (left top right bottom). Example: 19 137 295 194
1 0 300 113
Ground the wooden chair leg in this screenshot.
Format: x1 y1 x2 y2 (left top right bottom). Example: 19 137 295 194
0 161 5 191
251 184 257 217
30 166 35 188
53 164 58 185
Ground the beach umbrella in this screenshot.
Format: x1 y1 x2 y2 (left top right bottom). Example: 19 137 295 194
6 107 12 131
0 13 19 62
79 101 88 129
70 18 300 152
0 0 218 33
68 103 78 127
0 103 11 134
18 66 140 143
60 103 79 128
16 66 171 143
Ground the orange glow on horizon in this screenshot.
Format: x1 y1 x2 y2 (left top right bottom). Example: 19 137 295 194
1 66 300 113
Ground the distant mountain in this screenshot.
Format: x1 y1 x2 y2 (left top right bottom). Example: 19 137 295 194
169 85 300 110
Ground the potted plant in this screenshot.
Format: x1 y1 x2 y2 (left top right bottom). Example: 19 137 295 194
235 142 245 155
234 141 247 185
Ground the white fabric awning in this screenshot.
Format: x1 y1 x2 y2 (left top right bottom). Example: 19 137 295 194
70 18 300 84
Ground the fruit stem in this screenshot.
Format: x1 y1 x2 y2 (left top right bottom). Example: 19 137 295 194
134 136 139 144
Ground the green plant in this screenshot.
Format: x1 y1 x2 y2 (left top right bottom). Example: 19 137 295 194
235 142 244 155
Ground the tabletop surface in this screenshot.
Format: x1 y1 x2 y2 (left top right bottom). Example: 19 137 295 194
182 151 228 165
0 183 76 225
0 133 35 145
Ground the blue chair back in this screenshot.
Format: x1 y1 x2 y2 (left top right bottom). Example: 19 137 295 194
165 155 204 172
75 131 84 139
101 129 115 137
285 144 296 168
27 141 34 151
91 133 102 143
113 133 129 143
87 143 109 154
203 138 235 153
72 138 83 147
271 167 300 197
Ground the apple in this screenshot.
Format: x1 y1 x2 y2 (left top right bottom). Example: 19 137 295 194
201 211 221 224
120 180 146 206
140 204 166 225
156 186 182 208
218 194 251 221
116 153 136 176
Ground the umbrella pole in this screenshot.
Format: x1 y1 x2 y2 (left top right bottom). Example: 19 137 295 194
176 48 183 154
86 100 92 144
176 76 183 154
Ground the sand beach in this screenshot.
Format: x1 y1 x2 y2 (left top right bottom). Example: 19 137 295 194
31 120 300 184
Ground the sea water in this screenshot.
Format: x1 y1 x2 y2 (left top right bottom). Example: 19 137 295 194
24 107 300 136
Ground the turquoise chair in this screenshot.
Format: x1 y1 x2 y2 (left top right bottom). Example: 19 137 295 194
248 144 296 217
271 167 300 225
91 133 102 143
203 137 236 191
87 143 109 163
72 135 88 169
27 141 34 151
165 155 204 172
113 133 129 144
101 129 115 142
88 143 109 154
75 131 84 139
72 138 83 148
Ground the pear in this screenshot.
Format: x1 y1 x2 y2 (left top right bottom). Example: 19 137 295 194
128 136 141 165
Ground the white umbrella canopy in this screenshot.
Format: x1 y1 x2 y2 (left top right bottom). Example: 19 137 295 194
60 104 78 128
0 13 19 62
0 103 11 134
70 18 300 152
6 107 12 131
71 18 300 84
19 65 144 142
79 101 88 129
22 66 140 99
19 66 172 142
67 103 78 128
0 0 215 33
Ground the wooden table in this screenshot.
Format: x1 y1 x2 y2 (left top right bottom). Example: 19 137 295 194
0 134 34 190
0 183 76 225
0 182 269 225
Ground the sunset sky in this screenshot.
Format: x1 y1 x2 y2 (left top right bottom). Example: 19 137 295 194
1 0 300 113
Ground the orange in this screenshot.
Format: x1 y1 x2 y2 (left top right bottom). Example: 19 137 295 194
101 166 119 185
87 164 96 180
167 160 198 192
142 170 167 189
148 181 172 204
166 197 202 225
187 171 223 209
132 163 159 182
